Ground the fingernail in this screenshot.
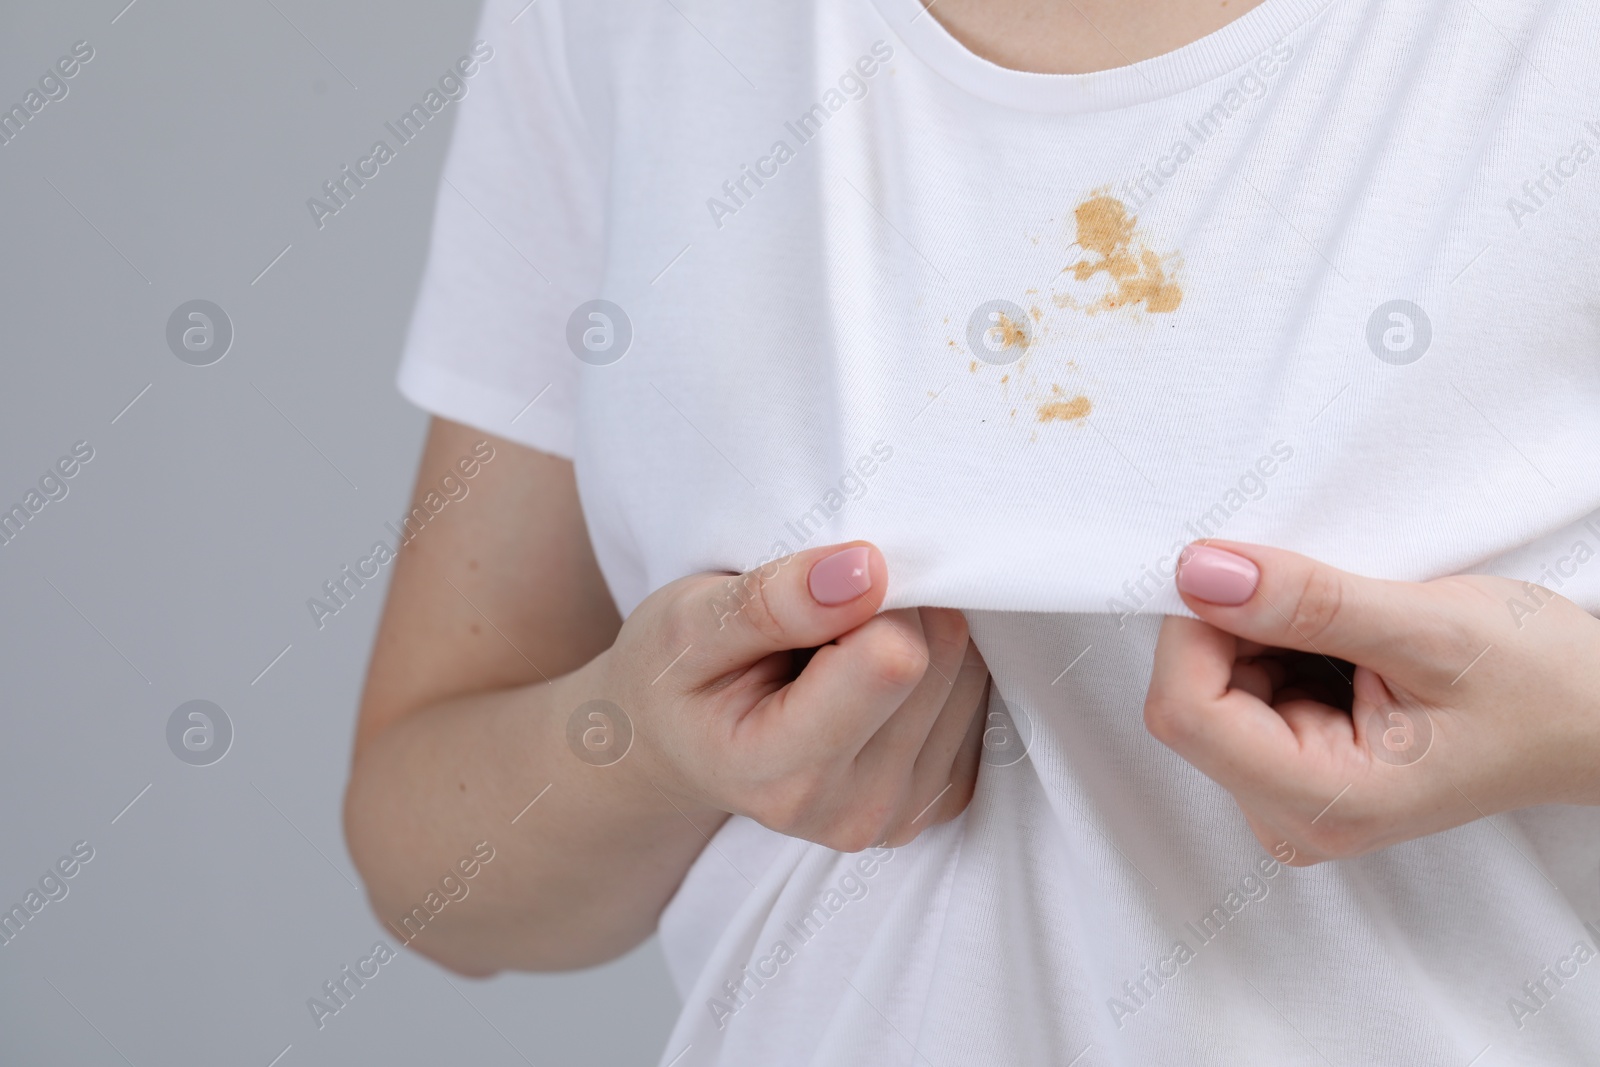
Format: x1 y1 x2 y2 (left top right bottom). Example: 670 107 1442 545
808 546 873 606
1176 545 1259 606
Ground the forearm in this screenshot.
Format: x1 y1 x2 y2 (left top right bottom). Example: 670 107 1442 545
343 652 727 974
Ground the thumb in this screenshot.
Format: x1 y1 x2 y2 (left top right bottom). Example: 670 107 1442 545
1173 540 1440 676
685 541 888 673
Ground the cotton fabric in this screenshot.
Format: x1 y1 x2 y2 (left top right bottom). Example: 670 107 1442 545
399 0 1600 1061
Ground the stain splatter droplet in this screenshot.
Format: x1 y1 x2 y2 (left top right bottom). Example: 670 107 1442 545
1037 387 1092 422
994 312 1030 350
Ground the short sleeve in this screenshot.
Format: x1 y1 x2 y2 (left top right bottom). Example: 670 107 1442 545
397 0 605 460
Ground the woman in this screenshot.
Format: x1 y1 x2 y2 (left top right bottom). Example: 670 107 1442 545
343 0 1600 1062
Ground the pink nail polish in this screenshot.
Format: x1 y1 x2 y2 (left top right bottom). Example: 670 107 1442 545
1176 545 1259 606
808 547 873 606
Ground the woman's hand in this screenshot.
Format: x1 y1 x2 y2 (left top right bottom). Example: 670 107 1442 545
596 542 989 852
1143 540 1600 865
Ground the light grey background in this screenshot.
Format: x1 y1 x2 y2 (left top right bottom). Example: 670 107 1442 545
0 1 679 1063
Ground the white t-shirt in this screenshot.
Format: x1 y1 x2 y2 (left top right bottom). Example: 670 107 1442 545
399 0 1600 1062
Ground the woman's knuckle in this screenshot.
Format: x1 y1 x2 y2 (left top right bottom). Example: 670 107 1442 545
1282 846 1324 868
1297 811 1365 859
924 610 970 658
867 638 927 689
1142 694 1191 745
830 816 887 854
752 774 824 833
1289 568 1346 644
814 827 859 853
736 573 789 644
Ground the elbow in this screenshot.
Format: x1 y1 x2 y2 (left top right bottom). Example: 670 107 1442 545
340 754 384 905
401 936 503 979
340 764 507 979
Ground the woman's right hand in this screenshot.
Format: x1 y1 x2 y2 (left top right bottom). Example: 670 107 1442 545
348 423 987 973
596 542 989 852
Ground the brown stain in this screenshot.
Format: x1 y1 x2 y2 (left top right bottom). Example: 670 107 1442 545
1067 194 1182 314
954 195 1174 432
995 312 1030 350
1037 385 1092 423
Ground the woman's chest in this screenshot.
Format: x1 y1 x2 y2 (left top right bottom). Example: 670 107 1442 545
573 0 1600 616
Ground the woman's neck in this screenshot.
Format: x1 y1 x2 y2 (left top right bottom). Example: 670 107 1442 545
923 0 1269 74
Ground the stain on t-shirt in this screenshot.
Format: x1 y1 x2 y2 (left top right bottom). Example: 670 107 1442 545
995 311 1030 350
952 192 1177 429
1063 194 1182 314
1037 386 1091 422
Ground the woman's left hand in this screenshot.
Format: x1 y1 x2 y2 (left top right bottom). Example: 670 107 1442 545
1143 540 1600 865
